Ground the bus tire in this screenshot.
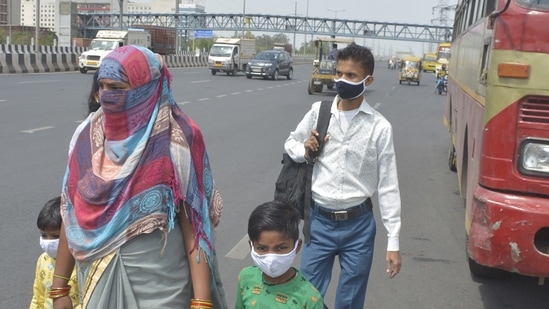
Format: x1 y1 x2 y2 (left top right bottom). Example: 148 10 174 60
448 137 457 172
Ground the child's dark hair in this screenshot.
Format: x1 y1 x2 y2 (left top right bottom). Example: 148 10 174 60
37 196 62 231
337 43 375 75
248 200 300 243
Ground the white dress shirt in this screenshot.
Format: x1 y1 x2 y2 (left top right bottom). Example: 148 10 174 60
284 97 402 251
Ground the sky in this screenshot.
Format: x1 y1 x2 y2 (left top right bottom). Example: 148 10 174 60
198 0 458 57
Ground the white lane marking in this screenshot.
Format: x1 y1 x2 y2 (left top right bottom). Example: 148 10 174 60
191 80 210 83
18 80 60 84
225 234 251 260
172 79 304 105
0 99 6 102
374 102 382 109
21 126 54 133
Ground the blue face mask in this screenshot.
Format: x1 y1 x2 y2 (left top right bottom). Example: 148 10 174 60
334 76 370 100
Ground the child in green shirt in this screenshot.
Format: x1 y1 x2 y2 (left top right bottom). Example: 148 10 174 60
235 200 324 308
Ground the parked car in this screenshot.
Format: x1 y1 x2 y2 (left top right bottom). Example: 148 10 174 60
245 50 293 80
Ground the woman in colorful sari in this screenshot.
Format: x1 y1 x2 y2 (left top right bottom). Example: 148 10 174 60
51 45 227 309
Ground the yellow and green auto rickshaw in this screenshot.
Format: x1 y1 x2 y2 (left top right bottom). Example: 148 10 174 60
398 56 422 85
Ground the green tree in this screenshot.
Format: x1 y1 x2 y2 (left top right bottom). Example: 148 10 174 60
255 34 274 52
194 38 216 53
272 33 289 44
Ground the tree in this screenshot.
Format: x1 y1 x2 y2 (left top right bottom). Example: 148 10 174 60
272 33 290 44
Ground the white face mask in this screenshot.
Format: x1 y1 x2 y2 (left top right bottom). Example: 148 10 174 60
40 237 59 258
250 241 299 278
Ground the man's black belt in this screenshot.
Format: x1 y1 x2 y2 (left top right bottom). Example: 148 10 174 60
316 198 373 221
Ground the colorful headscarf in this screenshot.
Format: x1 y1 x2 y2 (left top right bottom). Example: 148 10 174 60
61 45 222 263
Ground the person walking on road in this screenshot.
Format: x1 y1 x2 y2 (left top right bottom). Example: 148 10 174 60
52 45 227 309
283 43 402 309
235 200 324 308
30 196 80 309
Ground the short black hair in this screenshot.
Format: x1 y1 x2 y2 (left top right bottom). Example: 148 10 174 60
248 200 300 243
332 43 338 48
337 43 375 75
37 196 62 231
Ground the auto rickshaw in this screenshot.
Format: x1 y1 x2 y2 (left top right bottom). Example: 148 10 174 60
398 56 422 85
307 37 355 95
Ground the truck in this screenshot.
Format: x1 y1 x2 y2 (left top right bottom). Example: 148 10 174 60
208 38 256 76
134 25 177 55
273 43 293 55
78 29 151 74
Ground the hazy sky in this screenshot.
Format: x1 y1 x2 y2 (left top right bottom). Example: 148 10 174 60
201 0 458 56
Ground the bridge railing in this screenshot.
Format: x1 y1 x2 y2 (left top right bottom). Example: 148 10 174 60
78 13 452 43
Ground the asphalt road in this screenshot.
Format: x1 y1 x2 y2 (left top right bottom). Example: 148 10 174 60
1 64 549 309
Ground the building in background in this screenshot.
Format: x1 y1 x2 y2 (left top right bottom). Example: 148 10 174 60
14 0 204 46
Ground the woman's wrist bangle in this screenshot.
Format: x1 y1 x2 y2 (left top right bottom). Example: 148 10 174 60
53 274 71 281
48 285 71 299
190 298 213 309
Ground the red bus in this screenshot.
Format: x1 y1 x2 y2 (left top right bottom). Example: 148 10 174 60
444 0 549 279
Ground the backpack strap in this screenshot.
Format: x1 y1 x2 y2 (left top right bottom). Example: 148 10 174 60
303 100 332 243
309 100 332 159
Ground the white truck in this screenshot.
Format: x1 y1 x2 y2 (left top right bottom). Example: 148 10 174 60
208 38 256 76
79 29 151 73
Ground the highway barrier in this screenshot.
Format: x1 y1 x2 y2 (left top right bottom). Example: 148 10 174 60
0 44 313 74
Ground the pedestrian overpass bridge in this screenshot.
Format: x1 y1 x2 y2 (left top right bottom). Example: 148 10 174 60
78 13 452 44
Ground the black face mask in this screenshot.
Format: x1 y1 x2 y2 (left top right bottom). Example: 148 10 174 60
334 76 369 99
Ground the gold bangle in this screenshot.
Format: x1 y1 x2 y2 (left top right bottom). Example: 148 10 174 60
53 274 70 281
190 298 213 308
48 285 71 299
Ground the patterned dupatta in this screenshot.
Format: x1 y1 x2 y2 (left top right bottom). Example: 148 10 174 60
61 46 222 263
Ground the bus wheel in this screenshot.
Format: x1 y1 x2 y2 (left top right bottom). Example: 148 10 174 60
448 137 457 172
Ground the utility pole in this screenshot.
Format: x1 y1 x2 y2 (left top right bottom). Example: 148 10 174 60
431 0 456 43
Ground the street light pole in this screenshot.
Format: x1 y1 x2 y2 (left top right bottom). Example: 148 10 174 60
327 8 345 19
305 0 309 53
35 0 40 52
8 0 12 44
293 1 296 52
327 9 345 39
241 0 246 38
118 0 123 30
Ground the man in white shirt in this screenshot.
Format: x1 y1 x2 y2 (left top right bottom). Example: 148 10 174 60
284 43 402 309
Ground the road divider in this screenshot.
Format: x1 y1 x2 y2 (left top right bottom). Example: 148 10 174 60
0 44 313 74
